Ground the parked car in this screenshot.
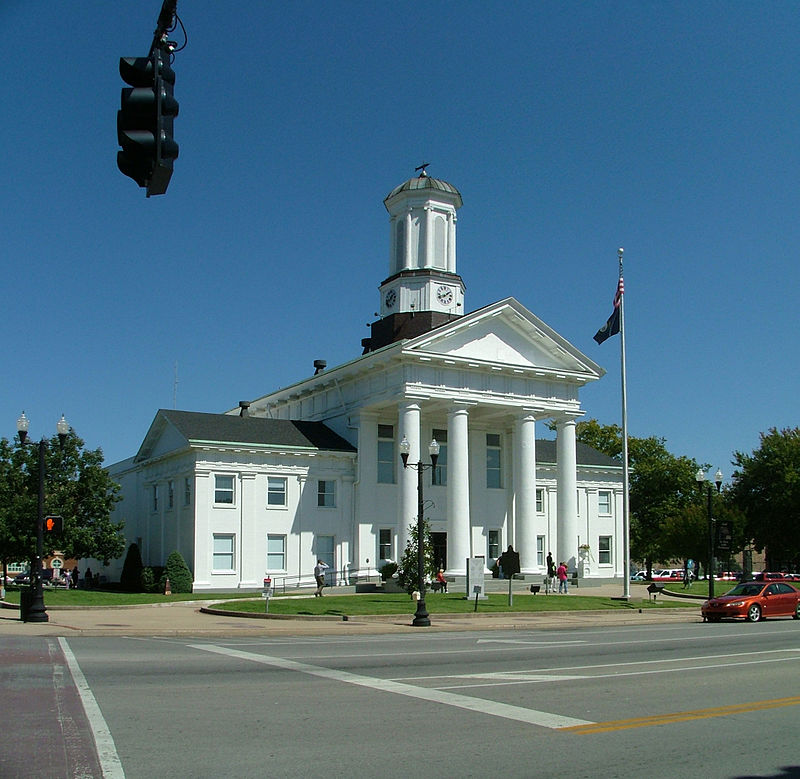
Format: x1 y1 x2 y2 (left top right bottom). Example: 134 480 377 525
631 571 648 581
12 573 30 586
702 581 800 623
753 571 791 582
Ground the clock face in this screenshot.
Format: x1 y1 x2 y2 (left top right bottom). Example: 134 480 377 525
385 289 397 308
436 285 453 305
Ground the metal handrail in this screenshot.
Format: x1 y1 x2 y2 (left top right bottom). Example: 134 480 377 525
267 566 379 595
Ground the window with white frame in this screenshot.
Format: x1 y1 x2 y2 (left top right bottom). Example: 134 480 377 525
432 429 447 486
267 534 286 570
184 477 192 506
536 488 544 513
377 425 395 484
267 476 288 506
379 528 392 561
488 529 500 561
598 490 612 515
214 475 235 505
167 480 174 510
317 480 335 508
212 534 235 571
599 535 612 564
537 535 545 566
486 433 502 488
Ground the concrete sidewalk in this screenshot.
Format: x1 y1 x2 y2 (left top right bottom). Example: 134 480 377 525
0 585 700 638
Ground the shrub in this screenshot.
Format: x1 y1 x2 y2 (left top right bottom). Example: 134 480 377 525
379 562 397 581
160 551 193 593
140 566 155 592
120 543 144 592
396 519 435 595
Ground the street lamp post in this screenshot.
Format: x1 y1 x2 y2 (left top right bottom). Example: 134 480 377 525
695 467 723 600
399 436 440 627
16 412 70 623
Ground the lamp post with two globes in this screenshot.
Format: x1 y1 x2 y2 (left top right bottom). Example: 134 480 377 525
16 412 70 623
399 436 439 627
695 467 723 600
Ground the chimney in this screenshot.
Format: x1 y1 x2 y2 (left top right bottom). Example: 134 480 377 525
313 359 327 375
238 401 251 417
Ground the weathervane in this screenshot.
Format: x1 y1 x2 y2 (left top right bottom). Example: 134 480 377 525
415 162 430 177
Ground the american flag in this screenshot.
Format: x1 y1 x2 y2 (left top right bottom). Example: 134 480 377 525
594 277 624 345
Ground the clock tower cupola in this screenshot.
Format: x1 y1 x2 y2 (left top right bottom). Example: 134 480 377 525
363 167 465 353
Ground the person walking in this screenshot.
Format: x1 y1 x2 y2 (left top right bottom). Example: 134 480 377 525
314 559 329 597
556 561 569 594
546 552 556 594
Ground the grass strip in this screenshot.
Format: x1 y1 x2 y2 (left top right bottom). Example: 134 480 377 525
211 592 698 617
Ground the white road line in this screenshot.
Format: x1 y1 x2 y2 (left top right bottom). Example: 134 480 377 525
189 643 593 730
58 638 125 779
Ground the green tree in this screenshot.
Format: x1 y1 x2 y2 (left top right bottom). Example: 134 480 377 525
569 420 700 574
396 519 435 595
160 551 193 593
0 429 125 567
730 427 800 569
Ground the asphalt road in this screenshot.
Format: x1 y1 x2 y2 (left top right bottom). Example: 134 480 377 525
4 620 800 778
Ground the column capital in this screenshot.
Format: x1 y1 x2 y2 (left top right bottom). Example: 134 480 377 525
554 413 582 428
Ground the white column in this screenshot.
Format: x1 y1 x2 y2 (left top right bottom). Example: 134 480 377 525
340 474 355 585
514 414 538 573
424 206 433 268
447 212 456 273
239 472 257 588
556 417 579 572
192 470 211 589
447 407 470 576
404 208 413 269
356 411 378 573
398 402 421 554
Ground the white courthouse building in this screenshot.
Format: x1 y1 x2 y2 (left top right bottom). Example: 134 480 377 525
107 171 623 590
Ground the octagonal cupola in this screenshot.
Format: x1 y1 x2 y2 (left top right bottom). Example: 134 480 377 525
364 167 466 352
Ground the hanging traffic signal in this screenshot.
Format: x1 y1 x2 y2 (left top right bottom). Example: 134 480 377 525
117 48 179 196
44 515 63 535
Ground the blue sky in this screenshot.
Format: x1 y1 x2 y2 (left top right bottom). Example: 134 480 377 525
3 1 798 479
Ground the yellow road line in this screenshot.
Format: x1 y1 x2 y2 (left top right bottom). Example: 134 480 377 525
561 696 800 734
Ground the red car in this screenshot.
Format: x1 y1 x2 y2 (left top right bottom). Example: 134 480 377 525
702 581 800 623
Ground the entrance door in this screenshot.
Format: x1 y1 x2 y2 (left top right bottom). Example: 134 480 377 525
431 532 447 571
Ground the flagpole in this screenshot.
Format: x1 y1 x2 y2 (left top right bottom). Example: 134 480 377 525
618 247 631 600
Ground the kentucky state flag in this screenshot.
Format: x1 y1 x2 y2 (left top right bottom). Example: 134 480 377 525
593 278 624 344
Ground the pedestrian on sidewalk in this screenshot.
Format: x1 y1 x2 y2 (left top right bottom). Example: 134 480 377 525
314 559 329 597
557 561 569 594
546 552 556 593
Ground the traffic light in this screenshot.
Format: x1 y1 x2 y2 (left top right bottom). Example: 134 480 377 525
44 515 63 535
117 48 179 196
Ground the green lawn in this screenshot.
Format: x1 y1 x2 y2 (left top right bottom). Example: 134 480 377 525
212 591 699 617
0 585 701 614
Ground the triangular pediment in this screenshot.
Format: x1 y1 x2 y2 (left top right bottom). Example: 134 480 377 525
403 298 603 378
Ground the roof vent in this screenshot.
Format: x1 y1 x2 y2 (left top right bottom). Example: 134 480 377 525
313 359 327 375
238 401 251 417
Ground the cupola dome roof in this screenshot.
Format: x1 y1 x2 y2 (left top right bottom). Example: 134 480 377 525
384 174 462 209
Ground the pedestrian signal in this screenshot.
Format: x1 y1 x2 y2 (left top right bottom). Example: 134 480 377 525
44 515 63 535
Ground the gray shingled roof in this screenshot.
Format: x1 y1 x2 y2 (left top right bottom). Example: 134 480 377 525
536 439 621 468
158 410 356 452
